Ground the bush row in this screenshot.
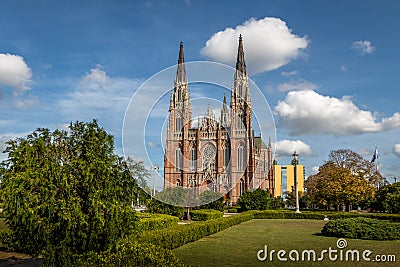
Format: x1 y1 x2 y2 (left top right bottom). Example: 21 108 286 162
190 209 224 221
73 211 255 266
253 210 325 220
321 217 400 240
135 213 179 232
138 211 255 250
251 210 400 221
74 239 184 267
325 212 400 222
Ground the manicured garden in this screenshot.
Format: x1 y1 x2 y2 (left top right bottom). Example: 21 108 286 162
173 219 400 267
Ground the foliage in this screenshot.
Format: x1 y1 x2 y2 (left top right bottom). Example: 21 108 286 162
253 210 325 220
199 190 225 211
146 198 185 218
125 157 151 206
0 120 139 264
136 213 179 232
75 239 185 267
237 188 276 211
321 217 400 240
138 211 255 250
190 209 224 221
371 182 400 213
306 159 375 211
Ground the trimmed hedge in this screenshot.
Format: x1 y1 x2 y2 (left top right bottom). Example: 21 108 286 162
138 211 255 250
253 210 325 220
74 239 184 266
190 209 223 221
136 213 179 232
325 212 400 222
322 217 400 240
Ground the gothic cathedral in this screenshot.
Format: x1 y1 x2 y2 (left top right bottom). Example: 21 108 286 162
164 36 274 204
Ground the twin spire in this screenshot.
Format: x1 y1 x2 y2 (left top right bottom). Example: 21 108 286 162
172 36 249 127
175 41 187 84
235 34 247 76
175 35 247 83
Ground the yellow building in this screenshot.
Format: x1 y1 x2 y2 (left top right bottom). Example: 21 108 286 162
273 163 304 198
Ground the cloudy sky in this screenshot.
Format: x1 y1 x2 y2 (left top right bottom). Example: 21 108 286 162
1 0 399 183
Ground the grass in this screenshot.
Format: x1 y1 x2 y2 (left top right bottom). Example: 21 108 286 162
173 219 400 267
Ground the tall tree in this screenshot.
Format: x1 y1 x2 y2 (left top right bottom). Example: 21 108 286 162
0 120 138 265
306 154 375 211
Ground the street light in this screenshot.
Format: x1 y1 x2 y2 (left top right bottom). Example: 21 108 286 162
292 151 301 213
152 166 159 198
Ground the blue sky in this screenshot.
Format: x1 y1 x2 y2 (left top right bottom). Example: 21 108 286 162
1 0 400 184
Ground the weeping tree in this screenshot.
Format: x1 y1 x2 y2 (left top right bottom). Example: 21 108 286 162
0 120 139 265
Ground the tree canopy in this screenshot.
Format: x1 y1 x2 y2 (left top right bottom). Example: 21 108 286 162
306 149 375 211
0 120 140 264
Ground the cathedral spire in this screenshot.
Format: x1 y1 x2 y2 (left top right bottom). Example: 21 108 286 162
220 92 230 127
235 34 247 77
175 41 187 84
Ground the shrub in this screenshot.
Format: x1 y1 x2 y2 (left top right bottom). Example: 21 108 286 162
138 211 255 250
237 189 274 211
0 121 139 264
190 209 224 221
321 217 400 240
136 213 179 232
253 210 325 220
326 212 400 222
146 198 185 218
199 190 225 211
75 239 184 267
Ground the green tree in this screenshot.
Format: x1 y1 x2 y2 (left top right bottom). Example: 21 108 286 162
237 188 275 211
125 157 151 206
199 190 225 211
306 161 374 211
371 182 400 213
0 120 138 265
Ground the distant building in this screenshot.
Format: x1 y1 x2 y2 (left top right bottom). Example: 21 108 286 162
164 36 274 204
273 159 305 198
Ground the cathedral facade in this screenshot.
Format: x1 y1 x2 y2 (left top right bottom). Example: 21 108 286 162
164 36 274 204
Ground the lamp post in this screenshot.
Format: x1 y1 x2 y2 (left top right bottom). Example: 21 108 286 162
292 151 301 213
152 166 159 199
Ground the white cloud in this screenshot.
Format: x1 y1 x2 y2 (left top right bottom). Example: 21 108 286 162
16 96 37 109
274 139 315 157
394 144 400 158
277 79 318 92
340 65 348 72
58 65 142 132
201 17 308 74
274 90 400 136
0 53 32 95
352 40 375 55
281 70 298 76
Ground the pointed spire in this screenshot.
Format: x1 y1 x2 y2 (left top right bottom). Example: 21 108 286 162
175 41 187 84
235 34 247 76
220 92 230 127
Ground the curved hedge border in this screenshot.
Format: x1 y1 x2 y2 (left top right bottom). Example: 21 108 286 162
138 211 255 249
190 209 224 221
322 217 400 240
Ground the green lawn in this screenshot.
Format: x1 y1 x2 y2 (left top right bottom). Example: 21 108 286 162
173 219 400 267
